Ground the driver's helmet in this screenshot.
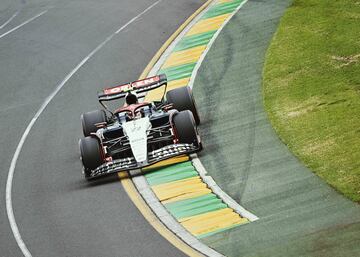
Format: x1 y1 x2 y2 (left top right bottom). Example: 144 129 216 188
125 92 138 105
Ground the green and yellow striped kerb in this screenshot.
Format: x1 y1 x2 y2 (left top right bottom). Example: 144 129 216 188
144 0 249 238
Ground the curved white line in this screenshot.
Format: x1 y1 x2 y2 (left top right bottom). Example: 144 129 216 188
5 1 160 256
0 10 48 39
0 11 20 30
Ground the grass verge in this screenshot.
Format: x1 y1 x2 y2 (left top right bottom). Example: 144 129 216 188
263 0 360 202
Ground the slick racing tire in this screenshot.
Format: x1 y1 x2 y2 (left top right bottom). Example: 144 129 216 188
173 110 200 146
81 110 107 137
166 86 200 125
79 136 104 177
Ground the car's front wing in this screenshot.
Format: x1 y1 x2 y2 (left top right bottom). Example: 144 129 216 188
85 143 199 179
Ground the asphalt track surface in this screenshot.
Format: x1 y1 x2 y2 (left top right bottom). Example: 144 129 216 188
0 0 204 256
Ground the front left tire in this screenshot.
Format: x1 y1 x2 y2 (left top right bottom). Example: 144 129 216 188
81 110 107 137
79 136 104 177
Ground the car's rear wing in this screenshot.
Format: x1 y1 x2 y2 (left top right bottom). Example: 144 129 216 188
98 74 167 102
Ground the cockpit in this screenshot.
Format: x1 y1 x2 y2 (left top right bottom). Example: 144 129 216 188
115 103 153 123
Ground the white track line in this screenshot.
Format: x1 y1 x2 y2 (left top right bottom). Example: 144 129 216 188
0 10 48 39
5 1 160 256
0 10 20 30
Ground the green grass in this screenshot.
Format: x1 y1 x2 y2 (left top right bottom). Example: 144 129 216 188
263 0 360 202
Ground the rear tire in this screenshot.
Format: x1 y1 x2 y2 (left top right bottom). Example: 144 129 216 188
79 137 104 177
81 110 107 137
173 110 199 146
166 86 200 125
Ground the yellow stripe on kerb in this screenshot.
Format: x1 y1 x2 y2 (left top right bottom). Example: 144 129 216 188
168 77 190 89
186 14 231 36
217 0 233 3
179 208 234 223
145 77 191 101
142 155 189 172
180 208 248 236
151 177 208 201
162 45 206 69
144 88 164 102
162 189 212 205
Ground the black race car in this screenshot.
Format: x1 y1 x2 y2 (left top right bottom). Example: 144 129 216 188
79 74 201 179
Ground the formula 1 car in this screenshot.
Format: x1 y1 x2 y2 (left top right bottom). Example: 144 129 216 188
79 74 202 179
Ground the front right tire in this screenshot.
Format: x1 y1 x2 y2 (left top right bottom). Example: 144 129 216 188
173 110 200 147
166 86 200 125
